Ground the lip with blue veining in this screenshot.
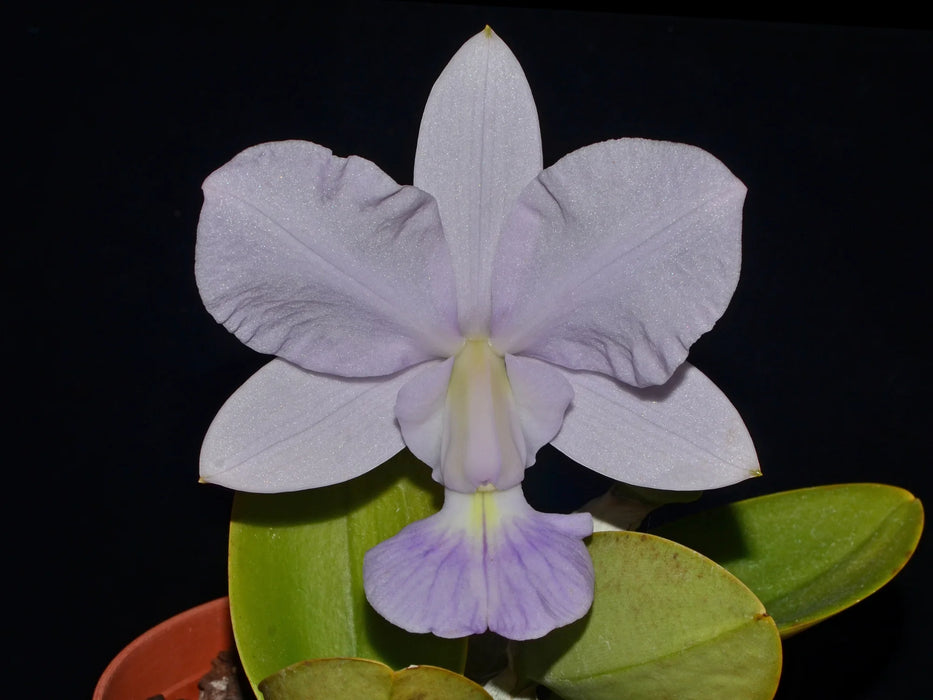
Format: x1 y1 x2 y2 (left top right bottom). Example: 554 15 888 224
363 486 594 639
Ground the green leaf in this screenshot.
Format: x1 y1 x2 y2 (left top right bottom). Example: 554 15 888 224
229 451 468 697
259 658 492 700
651 483 924 637
514 531 782 700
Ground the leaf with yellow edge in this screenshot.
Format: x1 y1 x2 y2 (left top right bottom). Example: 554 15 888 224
652 483 924 637
259 658 492 700
514 531 782 700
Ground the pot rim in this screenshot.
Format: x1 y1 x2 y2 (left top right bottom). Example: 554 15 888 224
93 596 231 700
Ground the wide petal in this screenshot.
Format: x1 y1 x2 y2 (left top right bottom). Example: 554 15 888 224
363 487 593 640
490 139 746 387
196 140 461 377
199 358 429 492
415 28 543 335
551 363 759 490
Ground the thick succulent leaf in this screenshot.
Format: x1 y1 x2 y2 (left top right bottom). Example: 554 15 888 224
259 658 491 700
228 451 466 698
414 27 542 335
197 139 461 377
201 358 423 492
514 531 782 700
552 363 759 490
490 138 745 388
651 483 924 637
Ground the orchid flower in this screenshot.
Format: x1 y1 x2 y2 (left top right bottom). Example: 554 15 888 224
195 28 757 641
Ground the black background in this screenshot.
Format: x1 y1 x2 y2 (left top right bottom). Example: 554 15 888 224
13 2 931 697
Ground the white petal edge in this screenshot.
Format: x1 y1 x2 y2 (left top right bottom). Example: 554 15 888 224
196 140 461 377
414 28 543 335
551 363 760 490
199 358 431 492
491 138 746 387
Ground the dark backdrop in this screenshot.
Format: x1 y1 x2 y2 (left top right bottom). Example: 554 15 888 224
12 3 931 697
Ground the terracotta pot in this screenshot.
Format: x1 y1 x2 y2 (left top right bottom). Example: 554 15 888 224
94 597 234 700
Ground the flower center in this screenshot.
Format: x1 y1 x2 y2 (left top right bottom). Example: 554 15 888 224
442 338 526 492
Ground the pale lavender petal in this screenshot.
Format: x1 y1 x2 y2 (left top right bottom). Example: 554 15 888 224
414 28 543 335
196 140 461 377
199 358 430 492
504 354 574 474
551 363 760 490
491 139 746 387
394 357 454 484
485 490 593 640
363 489 488 639
363 487 593 640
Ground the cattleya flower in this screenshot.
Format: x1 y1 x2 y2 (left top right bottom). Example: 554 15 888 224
196 28 757 641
